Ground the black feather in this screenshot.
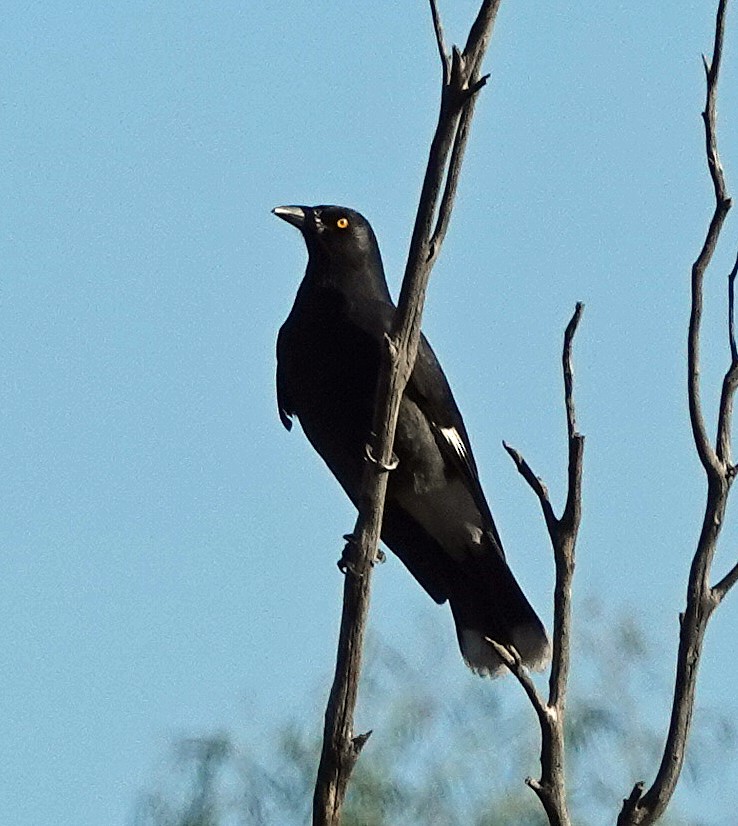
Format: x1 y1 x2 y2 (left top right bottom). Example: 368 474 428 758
274 204 549 675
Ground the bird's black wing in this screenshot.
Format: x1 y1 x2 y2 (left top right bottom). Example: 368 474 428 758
276 324 294 431
346 297 503 554
407 334 504 554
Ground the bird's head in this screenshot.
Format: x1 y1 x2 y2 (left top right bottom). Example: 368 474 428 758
273 204 390 300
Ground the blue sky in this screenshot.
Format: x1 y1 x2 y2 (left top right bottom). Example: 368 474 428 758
3 2 738 824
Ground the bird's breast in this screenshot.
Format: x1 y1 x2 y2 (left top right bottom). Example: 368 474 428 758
281 308 380 450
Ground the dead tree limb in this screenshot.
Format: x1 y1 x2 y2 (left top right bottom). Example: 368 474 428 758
618 2 737 824
312 3 505 824
501 302 585 826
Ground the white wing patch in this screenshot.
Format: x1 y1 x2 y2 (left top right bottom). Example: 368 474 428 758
440 426 468 463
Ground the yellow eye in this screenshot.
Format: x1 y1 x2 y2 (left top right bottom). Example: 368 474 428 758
336 217 349 229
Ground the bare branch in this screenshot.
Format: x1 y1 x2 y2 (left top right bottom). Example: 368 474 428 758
703 3 731 205
687 0 733 478
618 2 736 824
486 639 548 721
430 91 482 258
549 306 584 717
502 303 585 826
312 3 504 823
484 641 571 826
428 0 450 85
502 441 557 534
312 534 377 824
560 303 585 535
563 303 583 441
464 0 503 72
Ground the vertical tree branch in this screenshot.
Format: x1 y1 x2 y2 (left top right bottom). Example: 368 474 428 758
502 302 585 826
312 3 504 823
687 1 733 478
618 2 737 824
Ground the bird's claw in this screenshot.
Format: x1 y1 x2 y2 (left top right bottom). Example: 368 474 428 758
338 534 360 575
338 557 361 576
337 534 384 573
364 442 399 471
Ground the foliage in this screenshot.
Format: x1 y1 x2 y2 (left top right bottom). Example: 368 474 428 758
133 606 736 826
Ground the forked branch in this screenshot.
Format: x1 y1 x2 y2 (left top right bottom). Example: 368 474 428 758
502 301 585 826
312 3 505 823
618 2 737 824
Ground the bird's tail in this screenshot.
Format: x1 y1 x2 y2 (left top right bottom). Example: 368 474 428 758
449 541 550 677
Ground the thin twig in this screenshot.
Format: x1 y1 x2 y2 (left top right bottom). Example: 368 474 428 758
618 2 736 824
429 0 450 85
486 639 549 722
312 3 505 823
712 559 738 605
502 441 557 534
563 303 583 440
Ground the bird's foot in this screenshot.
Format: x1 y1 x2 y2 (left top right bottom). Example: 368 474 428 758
364 442 399 471
338 533 360 575
337 534 385 573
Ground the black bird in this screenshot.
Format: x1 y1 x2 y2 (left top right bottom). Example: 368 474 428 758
274 204 549 675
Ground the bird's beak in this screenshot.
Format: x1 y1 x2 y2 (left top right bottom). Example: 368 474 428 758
272 205 308 229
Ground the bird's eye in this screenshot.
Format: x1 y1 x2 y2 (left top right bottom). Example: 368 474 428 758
336 217 349 229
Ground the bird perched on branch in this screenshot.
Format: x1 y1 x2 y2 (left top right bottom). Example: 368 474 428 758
274 204 549 676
